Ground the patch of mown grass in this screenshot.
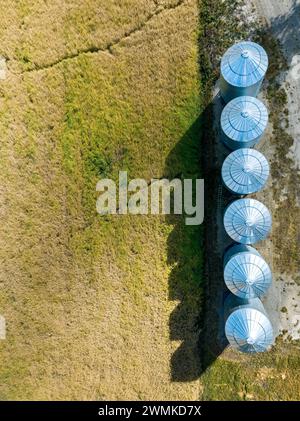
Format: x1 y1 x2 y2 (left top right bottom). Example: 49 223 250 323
202 359 251 401
201 341 300 400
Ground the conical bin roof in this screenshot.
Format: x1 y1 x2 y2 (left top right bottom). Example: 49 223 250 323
225 307 273 353
224 198 272 244
224 251 272 298
221 96 268 144
222 148 269 194
221 41 268 87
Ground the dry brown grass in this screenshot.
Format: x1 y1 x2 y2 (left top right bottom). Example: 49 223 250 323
0 1 156 72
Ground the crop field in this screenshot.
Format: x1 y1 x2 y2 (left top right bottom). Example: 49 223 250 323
0 0 203 400
0 0 299 401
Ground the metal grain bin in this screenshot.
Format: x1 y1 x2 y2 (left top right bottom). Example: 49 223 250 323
221 96 268 150
223 198 272 244
220 41 268 103
221 148 270 195
224 294 274 353
223 244 272 299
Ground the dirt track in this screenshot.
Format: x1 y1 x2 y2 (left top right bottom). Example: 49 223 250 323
254 0 300 167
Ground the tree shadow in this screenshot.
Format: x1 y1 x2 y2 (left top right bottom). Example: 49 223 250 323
165 92 235 382
164 116 205 382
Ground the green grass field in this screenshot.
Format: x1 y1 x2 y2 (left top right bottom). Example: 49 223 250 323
0 0 203 400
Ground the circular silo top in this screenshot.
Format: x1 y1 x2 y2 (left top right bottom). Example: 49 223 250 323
223 198 272 244
221 41 268 87
222 148 270 194
225 307 274 353
221 96 268 143
224 251 272 299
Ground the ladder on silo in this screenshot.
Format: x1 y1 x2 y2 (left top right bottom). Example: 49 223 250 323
217 185 223 212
